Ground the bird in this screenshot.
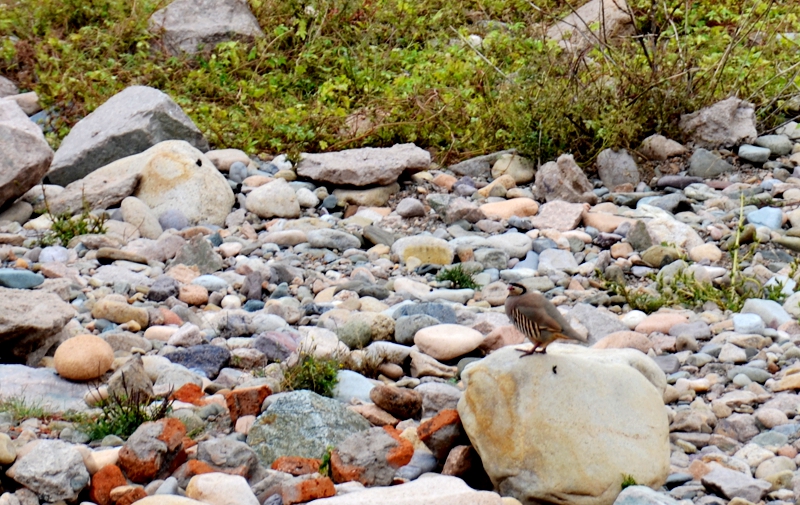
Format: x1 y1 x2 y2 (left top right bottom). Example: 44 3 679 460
505 282 587 356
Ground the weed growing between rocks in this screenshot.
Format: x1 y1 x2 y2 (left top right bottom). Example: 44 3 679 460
603 195 796 312
281 351 340 398
436 264 480 290
1 0 798 162
0 396 51 422
79 388 173 440
37 191 108 247
621 474 638 490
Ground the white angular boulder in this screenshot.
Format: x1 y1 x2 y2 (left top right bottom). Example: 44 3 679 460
149 0 265 55
457 345 669 505
47 86 208 186
0 100 54 208
297 143 431 186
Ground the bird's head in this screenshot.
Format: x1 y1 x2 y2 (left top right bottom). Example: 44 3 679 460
507 282 527 296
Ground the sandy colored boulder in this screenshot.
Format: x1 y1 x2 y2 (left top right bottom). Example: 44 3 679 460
458 346 669 505
297 144 430 186
54 334 115 381
592 331 652 353
415 324 485 361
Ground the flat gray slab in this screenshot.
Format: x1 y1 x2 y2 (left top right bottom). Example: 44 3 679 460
0 365 90 413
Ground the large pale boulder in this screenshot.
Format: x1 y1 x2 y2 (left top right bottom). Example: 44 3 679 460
458 345 669 505
0 287 76 364
149 0 264 55
679 97 758 149
47 86 208 186
51 140 234 225
297 144 430 186
0 100 54 208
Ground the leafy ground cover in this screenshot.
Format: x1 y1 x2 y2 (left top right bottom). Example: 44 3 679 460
1 0 798 166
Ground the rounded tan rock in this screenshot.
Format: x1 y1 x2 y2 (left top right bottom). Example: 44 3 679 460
179 284 209 305
54 334 114 381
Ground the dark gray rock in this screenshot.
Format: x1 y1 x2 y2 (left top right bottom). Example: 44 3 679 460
47 86 208 186
196 438 260 480
596 148 640 190
363 225 395 246
333 426 411 486
164 344 230 379
688 149 734 179
394 314 440 346
148 275 180 302
393 303 457 324
171 234 223 275
449 149 516 178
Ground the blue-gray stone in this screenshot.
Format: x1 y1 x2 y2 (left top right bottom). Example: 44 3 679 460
229 161 248 183
726 366 771 384
746 207 783 230
247 390 371 465
531 238 557 253
192 275 229 292
733 313 766 335
158 208 189 231
513 250 539 270
700 344 722 357
738 144 771 163
771 423 800 438
0 269 44 289
755 134 793 155
393 451 438 482
164 345 230 379
208 232 223 247
393 303 457 324
322 195 339 210
243 300 265 312
689 149 733 178
394 314 440 345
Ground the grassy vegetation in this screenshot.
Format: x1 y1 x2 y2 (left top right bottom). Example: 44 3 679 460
0 395 52 422
37 197 108 246
0 0 798 165
436 264 480 289
79 388 173 440
603 195 796 313
281 351 340 397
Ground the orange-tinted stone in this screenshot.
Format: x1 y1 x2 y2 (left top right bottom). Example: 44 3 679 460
186 459 216 476
171 383 205 405
157 418 187 450
418 409 460 442
383 426 414 468
89 464 127 505
224 385 271 424
271 456 322 476
160 307 183 326
330 451 364 484
118 418 187 483
281 475 336 505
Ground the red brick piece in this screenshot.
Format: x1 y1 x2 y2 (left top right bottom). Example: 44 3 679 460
271 456 322 476
224 385 271 424
281 474 336 505
171 383 205 405
89 464 127 505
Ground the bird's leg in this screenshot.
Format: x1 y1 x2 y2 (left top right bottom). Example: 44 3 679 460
517 343 540 357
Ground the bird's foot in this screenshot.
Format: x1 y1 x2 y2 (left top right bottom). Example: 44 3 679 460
517 346 539 357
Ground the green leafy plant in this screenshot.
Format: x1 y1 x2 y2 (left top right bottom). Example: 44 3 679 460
37 191 108 247
1 0 797 165
80 387 173 440
281 351 340 398
436 264 479 290
621 474 638 489
319 445 334 477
